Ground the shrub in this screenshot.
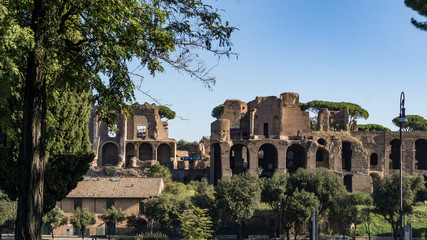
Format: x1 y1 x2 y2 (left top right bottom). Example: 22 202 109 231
104 166 115 176
137 232 167 240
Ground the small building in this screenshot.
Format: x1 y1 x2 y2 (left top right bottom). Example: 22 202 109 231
55 177 164 236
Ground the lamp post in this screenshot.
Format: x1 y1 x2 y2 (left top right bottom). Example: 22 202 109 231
399 92 408 240
278 201 282 240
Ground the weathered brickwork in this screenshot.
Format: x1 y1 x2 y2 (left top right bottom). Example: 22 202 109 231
210 92 427 193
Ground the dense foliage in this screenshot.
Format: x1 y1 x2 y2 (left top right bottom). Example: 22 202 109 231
211 104 224 119
392 115 427 131
357 124 391 132
0 191 15 238
42 206 68 239
180 207 214 240
405 0 427 31
372 172 425 240
216 174 261 240
70 207 96 239
158 106 176 120
0 0 235 238
300 100 369 122
98 206 126 239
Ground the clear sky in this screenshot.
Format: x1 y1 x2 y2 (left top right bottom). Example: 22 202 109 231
133 0 427 142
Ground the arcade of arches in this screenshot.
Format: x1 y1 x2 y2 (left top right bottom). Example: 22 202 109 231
101 142 173 167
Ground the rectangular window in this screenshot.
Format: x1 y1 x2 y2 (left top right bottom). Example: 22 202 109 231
106 199 114 209
136 126 146 138
263 123 269 137
74 198 82 210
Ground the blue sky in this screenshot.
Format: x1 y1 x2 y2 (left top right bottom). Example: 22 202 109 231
134 0 427 141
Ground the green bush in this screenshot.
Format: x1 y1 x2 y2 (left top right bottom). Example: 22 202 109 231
104 166 115 176
137 232 167 240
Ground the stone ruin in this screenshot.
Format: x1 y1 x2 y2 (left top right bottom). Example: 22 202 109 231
210 92 427 193
89 102 210 181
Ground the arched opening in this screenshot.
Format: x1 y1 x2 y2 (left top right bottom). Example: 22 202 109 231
213 144 221 185
389 139 400 170
139 143 153 161
273 116 280 135
157 144 172 165
370 153 378 167
317 138 326 146
316 148 329 169
415 139 427 170
102 143 119 166
342 142 352 171
286 144 306 174
126 143 136 167
230 144 249 175
370 173 381 192
258 144 278 177
344 175 352 192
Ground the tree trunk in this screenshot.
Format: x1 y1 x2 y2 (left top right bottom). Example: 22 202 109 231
236 222 243 240
51 228 54 240
81 228 85 239
15 0 47 240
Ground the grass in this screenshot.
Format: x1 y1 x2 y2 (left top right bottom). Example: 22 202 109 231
356 204 427 238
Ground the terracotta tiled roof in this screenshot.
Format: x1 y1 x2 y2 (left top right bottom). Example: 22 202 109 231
67 177 164 198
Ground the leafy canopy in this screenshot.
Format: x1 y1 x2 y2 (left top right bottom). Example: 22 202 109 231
42 206 68 239
392 115 427 131
405 0 427 31
372 172 425 239
211 104 224 119
70 207 96 235
358 124 391 132
300 100 369 122
158 106 176 120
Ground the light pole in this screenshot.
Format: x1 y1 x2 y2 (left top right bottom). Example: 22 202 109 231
278 201 282 240
399 92 408 240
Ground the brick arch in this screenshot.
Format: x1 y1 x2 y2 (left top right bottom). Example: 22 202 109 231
100 142 119 166
286 144 306 173
316 147 329 169
230 144 250 175
258 143 277 177
139 143 153 161
157 143 172 165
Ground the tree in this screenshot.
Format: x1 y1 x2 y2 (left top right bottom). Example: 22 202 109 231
42 206 68 240
143 194 183 229
392 115 427 131
300 100 369 123
158 106 176 120
215 174 261 240
372 172 425 240
126 214 147 235
405 0 427 31
357 124 391 132
70 207 96 239
0 191 15 240
261 174 289 238
190 178 219 229
180 207 214 240
211 104 224 119
0 84 94 213
1 1 235 239
98 206 125 239
286 189 319 240
328 193 360 238
147 163 172 185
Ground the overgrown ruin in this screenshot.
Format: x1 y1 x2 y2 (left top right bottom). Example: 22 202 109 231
210 92 427 193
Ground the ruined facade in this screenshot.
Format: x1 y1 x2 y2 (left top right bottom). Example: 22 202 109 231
89 103 177 169
210 92 427 193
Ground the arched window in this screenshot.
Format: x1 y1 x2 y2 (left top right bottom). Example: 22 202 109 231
102 143 118 166
258 144 277 177
286 144 306 174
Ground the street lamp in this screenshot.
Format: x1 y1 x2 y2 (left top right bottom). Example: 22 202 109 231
278 201 282 240
399 92 408 240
